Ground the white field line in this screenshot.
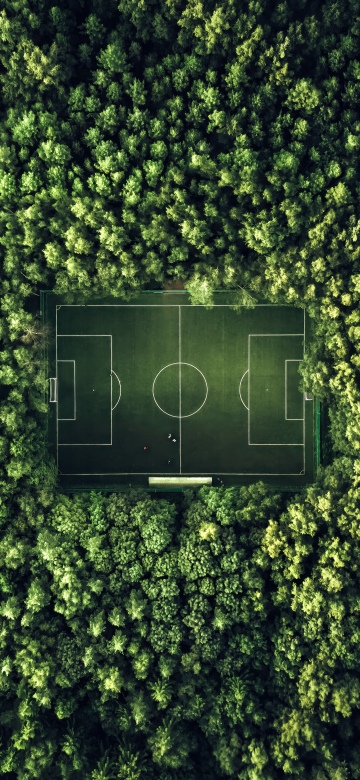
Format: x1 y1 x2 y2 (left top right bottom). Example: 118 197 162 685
56 306 307 476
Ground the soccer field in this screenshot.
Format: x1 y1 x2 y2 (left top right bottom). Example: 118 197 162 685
42 291 318 491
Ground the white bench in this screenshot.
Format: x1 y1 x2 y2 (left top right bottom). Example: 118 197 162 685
148 477 212 486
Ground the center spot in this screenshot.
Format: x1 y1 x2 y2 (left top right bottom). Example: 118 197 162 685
153 362 208 418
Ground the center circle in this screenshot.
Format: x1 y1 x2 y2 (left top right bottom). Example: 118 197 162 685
152 362 208 418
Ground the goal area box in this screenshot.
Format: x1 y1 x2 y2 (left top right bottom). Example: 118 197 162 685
41 290 318 492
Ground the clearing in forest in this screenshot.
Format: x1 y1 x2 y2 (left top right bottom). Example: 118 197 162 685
41 291 318 491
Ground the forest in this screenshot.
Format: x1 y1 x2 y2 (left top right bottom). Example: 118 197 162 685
0 0 360 777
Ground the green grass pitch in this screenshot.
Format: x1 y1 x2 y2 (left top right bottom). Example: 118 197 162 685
42 291 317 491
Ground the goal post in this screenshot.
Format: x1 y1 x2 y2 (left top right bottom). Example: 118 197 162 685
49 377 57 402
